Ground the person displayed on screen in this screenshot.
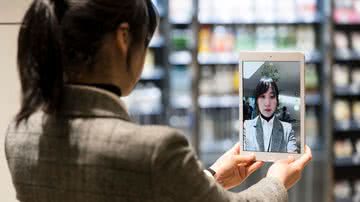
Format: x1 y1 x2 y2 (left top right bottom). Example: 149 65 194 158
244 77 299 153
5 0 311 202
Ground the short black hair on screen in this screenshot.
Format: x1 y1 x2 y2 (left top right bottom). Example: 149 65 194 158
254 77 280 109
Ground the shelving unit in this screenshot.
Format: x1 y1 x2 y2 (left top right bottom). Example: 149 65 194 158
193 1 331 201
124 0 170 125
127 0 337 201
332 0 360 201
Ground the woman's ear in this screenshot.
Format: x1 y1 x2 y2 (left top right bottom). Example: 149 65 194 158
115 23 130 56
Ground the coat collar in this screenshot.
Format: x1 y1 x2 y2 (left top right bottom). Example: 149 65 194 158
59 84 131 122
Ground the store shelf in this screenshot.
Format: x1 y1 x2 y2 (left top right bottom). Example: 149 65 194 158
129 108 163 116
334 86 360 98
198 95 239 108
306 93 321 106
198 51 322 65
169 51 192 65
335 121 360 133
140 68 165 81
334 50 360 61
171 95 192 109
334 156 360 180
198 15 322 25
335 157 360 167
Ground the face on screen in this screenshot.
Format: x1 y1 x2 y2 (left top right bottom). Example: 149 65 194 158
242 61 301 154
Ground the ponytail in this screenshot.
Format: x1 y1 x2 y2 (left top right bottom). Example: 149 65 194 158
16 0 67 125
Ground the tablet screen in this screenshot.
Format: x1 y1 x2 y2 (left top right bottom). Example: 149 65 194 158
242 61 301 154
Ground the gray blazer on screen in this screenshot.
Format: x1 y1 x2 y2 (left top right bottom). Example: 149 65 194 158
5 85 287 202
244 116 298 153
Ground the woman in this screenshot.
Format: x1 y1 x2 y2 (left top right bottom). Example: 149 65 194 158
244 77 299 153
5 0 311 201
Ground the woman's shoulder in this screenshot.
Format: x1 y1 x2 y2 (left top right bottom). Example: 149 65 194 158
244 116 258 126
278 119 292 130
137 125 188 146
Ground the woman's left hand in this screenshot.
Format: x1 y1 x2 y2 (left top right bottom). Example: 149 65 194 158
210 143 264 190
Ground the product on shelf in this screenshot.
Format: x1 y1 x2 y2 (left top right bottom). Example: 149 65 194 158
255 26 277 50
356 139 360 156
254 0 275 22
305 64 319 92
355 180 360 202
200 111 215 143
305 108 319 146
235 26 256 51
169 0 193 24
214 66 234 95
277 25 297 50
198 0 317 23
333 64 350 88
123 83 162 115
171 29 193 50
275 0 296 22
233 70 239 94
351 32 360 52
211 26 235 53
170 66 191 108
198 26 212 53
296 0 317 21
143 50 155 76
333 0 360 23
352 69 360 92
198 24 317 59
233 0 254 23
296 25 316 52
200 66 214 95
353 101 360 126
334 31 350 53
334 180 352 200
334 140 353 158
334 99 351 128
169 113 191 136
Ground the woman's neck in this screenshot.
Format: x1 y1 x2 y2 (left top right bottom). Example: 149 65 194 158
260 113 274 122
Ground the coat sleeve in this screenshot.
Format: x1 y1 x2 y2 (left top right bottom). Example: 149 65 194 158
150 128 288 202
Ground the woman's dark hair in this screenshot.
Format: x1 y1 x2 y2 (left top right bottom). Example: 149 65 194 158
16 0 158 125
254 77 280 110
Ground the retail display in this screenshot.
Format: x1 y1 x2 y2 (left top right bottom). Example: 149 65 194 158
198 0 317 23
333 1 360 200
354 101 360 125
198 25 316 53
334 100 351 127
333 64 350 88
123 83 162 117
334 0 360 23
305 108 319 146
131 0 358 200
334 140 353 158
169 0 193 24
334 181 352 200
170 66 192 108
305 64 319 92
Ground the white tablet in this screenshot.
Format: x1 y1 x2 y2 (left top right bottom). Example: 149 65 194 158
239 51 305 162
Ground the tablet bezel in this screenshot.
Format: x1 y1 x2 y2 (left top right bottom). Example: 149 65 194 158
239 51 305 162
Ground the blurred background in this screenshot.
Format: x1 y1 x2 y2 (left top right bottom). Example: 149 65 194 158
0 0 360 201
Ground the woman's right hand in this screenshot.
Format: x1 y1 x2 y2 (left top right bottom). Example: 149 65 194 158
266 145 312 190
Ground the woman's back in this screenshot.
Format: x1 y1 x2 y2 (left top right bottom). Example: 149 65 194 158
5 85 181 202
